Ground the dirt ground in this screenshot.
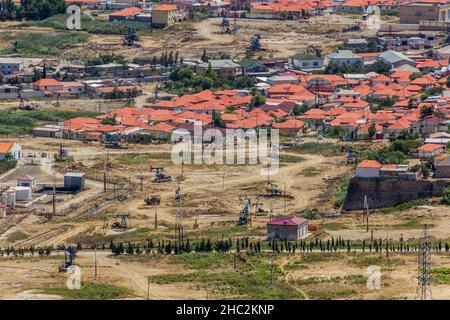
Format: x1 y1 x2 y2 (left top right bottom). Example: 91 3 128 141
0 14 378 63
0 136 449 299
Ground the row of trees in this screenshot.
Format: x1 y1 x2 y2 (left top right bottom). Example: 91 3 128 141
109 238 263 256
0 0 66 21
325 60 391 76
2 236 450 257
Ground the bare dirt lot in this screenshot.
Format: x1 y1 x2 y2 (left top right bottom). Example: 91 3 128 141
0 136 449 299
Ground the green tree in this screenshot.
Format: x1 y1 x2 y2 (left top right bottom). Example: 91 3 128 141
201 48 208 62
420 105 433 119
251 93 266 108
368 123 376 139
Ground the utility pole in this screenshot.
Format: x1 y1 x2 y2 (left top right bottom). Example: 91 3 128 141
180 161 184 182
221 167 225 200
147 276 151 300
283 182 287 215
364 195 369 232
140 164 144 191
154 204 158 229
103 151 109 192
175 185 183 242
386 230 391 278
270 257 273 284
94 245 98 278
52 171 56 216
416 224 432 300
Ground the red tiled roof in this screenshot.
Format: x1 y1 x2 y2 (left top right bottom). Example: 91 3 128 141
417 144 445 152
33 78 62 87
357 160 382 169
110 7 142 17
0 142 13 153
267 216 308 226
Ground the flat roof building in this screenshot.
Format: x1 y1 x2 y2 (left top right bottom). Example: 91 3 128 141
399 2 450 24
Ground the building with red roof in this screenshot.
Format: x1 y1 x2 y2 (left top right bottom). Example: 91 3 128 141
417 143 446 157
109 7 143 21
356 160 383 178
267 216 309 241
33 78 63 93
272 119 305 135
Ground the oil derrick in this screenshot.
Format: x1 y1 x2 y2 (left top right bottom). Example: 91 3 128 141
250 34 261 52
220 12 230 34
59 246 77 272
237 198 252 226
416 224 432 300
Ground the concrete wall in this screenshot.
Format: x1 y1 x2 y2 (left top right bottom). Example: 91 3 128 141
356 167 380 178
343 177 450 210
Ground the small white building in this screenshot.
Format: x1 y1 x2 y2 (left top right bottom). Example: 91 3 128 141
289 52 323 70
355 160 382 178
17 175 37 188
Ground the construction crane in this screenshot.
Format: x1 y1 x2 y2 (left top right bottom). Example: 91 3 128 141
151 166 171 183
111 213 129 230
59 246 77 272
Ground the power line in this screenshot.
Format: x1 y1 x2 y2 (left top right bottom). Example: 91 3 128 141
416 224 432 300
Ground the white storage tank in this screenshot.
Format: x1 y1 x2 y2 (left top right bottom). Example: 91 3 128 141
14 186 32 201
2 190 16 207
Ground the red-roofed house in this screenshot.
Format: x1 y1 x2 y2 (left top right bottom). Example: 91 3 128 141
267 217 309 241
356 160 382 178
272 119 305 136
109 7 142 21
33 78 63 93
147 122 175 140
17 175 37 188
417 143 445 158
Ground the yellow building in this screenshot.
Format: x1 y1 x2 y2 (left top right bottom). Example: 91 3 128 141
151 4 178 28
